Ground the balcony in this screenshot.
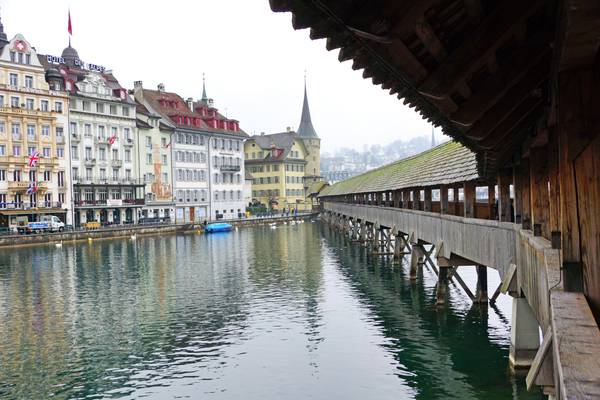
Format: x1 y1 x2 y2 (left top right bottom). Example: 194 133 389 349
0 201 64 210
7 181 48 191
12 133 22 142
71 133 80 142
56 136 65 144
74 198 145 207
73 177 145 186
39 157 59 166
84 158 96 167
0 106 54 118
219 165 241 172
111 159 123 167
95 136 108 145
123 138 134 147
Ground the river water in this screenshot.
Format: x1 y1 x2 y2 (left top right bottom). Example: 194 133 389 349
0 222 541 399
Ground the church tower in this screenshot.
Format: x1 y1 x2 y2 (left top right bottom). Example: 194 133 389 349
297 79 321 184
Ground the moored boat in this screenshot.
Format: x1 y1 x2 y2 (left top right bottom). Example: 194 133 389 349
205 222 233 233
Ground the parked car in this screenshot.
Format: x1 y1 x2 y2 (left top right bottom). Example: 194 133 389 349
18 215 65 234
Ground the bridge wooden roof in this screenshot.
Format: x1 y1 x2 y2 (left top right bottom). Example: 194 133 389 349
269 0 598 177
319 141 478 197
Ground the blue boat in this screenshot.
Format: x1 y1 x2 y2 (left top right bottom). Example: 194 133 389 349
205 222 233 233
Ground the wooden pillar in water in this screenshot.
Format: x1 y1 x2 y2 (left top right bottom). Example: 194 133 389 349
463 182 476 218
423 188 432 212
440 185 449 214
436 266 449 305
530 146 550 238
475 265 488 303
409 241 420 280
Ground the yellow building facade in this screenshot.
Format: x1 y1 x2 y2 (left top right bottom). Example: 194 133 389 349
0 34 71 229
245 132 310 211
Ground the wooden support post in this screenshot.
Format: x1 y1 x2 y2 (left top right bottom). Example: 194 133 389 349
424 188 432 212
490 282 502 303
498 168 512 222
488 184 496 220
521 157 532 229
409 242 420 280
530 146 550 238
475 265 488 303
440 184 449 214
463 181 476 218
547 128 560 237
412 189 420 210
513 164 523 224
393 189 401 208
436 267 450 305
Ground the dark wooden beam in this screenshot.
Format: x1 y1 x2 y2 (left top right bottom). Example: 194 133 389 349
418 0 543 99
463 0 483 24
462 51 551 136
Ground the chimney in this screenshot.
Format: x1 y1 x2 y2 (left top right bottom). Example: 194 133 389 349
286 126 291 132
134 80 143 88
157 83 165 92
133 81 143 101
186 97 194 111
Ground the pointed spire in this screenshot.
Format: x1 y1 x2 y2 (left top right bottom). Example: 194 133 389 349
201 72 208 102
297 74 318 139
431 126 436 148
0 6 8 46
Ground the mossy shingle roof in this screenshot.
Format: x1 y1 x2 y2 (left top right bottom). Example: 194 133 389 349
319 141 479 197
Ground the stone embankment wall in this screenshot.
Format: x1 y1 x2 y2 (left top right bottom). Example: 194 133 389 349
0 213 319 249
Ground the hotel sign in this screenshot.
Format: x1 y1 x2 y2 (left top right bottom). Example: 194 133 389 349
46 54 106 73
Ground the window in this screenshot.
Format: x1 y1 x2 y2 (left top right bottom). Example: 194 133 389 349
125 169 131 180
13 170 21 181
82 101 91 111
112 168 119 180
0 170 5 181
161 137 167 147
112 149 118 160
85 147 92 160
9 51 15 62
58 193 65 204
27 124 35 137
24 75 33 88
56 147 64 158
162 154 167 165
43 171 51 181
146 154 152 164
41 100 49 111
0 145 5 155
124 149 131 162
84 124 91 136
42 147 50 157
110 105 117 115
12 145 20 156
98 126 105 138
99 168 106 179
69 122 77 135
25 99 34 109
123 128 130 140
9 73 17 87
162 172 168 183
0 122 4 134
111 127 117 137
98 148 106 161
56 127 63 138
57 171 65 187
55 102 63 113
28 146 35 155
146 136 152 147
96 103 104 113
122 107 129 116
41 125 50 136
72 167 78 180
71 146 78 159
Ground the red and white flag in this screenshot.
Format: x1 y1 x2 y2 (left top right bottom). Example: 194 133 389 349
28 150 40 168
68 10 73 36
108 134 117 146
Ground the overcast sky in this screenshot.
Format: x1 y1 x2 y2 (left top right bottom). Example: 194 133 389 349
2 0 442 153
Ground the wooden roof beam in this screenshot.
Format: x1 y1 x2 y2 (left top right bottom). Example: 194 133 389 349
464 52 551 139
418 0 543 99
463 0 483 24
415 19 447 62
450 40 551 127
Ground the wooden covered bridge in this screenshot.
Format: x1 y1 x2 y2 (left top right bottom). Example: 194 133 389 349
270 0 600 398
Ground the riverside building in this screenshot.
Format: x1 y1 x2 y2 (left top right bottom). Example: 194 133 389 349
133 80 246 222
134 101 174 222
0 27 72 229
41 45 144 227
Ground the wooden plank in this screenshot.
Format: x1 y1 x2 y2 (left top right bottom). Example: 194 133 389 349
454 268 475 300
463 181 476 218
525 327 553 391
547 128 560 236
530 146 550 238
500 263 517 294
487 184 496 220
418 0 543 98
490 282 502 303
415 19 447 62
551 291 600 399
